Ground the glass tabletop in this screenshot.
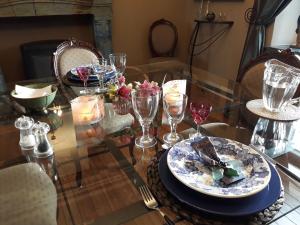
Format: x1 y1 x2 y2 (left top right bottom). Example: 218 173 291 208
0 62 299 225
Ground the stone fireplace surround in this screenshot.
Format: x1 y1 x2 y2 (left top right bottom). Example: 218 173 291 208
0 0 112 57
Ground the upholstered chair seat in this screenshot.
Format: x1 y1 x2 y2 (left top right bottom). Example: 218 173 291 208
58 48 99 77
0 163 57 225
53 39 103 82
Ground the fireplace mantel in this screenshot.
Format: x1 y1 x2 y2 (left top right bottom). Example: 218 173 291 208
0 0 112 57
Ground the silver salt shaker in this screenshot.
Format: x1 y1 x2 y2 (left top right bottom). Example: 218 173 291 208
15 116 36 161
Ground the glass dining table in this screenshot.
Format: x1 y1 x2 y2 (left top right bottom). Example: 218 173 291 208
0 63 299 225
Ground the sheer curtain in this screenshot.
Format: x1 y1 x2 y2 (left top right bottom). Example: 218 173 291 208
236 0 292 82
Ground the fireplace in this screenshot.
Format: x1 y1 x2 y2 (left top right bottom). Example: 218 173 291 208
0 0 112 82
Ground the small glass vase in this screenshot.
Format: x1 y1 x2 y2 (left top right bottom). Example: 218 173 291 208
112 97 131 115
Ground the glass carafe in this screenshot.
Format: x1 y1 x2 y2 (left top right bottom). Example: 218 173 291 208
263 59 300 112
32 121 53 158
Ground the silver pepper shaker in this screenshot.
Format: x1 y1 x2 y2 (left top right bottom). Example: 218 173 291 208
32 121 53 158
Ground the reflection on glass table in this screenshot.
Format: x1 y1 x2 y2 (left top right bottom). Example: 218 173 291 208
0 63 299 225
251 118 298 158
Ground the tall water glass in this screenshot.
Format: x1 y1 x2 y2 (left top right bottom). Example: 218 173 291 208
263 59 300 112
109 53 126 78
93 58 107 93
163 93 188 145
131 89 160 148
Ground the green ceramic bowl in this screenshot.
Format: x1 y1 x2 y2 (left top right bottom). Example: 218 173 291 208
11 83 57 111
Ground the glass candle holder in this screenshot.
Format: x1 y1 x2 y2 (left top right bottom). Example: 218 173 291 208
71 95 102 125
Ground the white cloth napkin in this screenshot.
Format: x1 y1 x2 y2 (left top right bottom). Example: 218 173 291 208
14 85 52 98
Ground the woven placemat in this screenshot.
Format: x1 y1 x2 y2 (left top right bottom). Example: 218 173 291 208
147 151 284 225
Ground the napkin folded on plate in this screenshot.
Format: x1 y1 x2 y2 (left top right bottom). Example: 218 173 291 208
14 85 52 98
191 137 245 186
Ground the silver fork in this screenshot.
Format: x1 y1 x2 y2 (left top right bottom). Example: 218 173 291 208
139 185 175 225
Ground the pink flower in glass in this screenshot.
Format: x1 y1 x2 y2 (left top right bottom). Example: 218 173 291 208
139 80 151 89
118 76 126 85
117 86 131 99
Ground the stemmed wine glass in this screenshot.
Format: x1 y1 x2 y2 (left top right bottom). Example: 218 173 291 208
131 89 160 148
109 53 126 78
189 102 212 138
76 66 91 95
92 58 108 93
163 93 188 145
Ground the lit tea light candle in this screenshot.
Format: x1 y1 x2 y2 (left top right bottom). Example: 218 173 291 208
71 95 103 125
164 93 185 116
165 92 181 103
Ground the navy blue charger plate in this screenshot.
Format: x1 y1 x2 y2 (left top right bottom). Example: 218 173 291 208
158 150 281 217
67 70 115 83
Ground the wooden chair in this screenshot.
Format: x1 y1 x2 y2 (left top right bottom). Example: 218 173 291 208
148 18 178 62
53 38 103 83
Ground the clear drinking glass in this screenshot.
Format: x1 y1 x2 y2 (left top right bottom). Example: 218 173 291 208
131 89 160 148
251 118 296 158
109 53 126 78
163 93 188 145
77 66 91 95
263 59 300 112
189 102 212 139
93 58 107 93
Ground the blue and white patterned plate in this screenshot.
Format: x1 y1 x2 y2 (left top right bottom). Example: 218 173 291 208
167 137 271 198
70 65 114 77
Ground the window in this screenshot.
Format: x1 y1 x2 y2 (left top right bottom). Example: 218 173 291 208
271 0 300 46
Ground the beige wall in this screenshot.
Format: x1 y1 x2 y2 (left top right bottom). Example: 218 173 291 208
177 0 254 81
1 0 253 83
112 0 187 66
0 0 188 82
112 0 255 81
